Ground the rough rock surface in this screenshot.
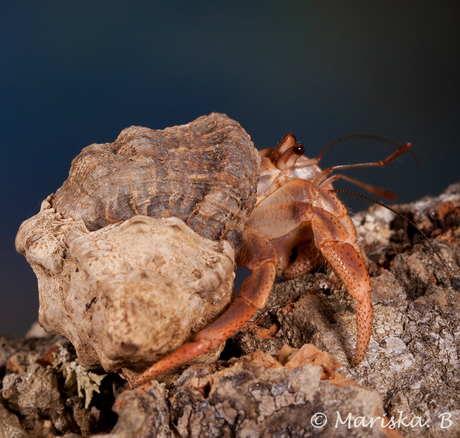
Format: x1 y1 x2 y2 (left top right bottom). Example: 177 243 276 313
230 181 460 438
0 338 399 438
3 182 460 437
0 336 122 437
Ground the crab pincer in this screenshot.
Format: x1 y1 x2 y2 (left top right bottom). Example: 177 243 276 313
132 132 409 387
16 114 411 389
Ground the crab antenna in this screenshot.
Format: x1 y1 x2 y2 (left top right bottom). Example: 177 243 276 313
317 134 420 165
331 189 453 281
328 142 412 172
313 143 411 189
318 173 397 201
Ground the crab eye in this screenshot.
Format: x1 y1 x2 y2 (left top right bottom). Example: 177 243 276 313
293 144 304 155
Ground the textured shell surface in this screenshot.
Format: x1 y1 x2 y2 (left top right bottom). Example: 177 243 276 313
52 112 260 249
16 114 260 377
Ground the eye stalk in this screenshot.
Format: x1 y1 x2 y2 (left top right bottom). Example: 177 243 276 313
275 143 305 170
278 134 297 154
275 134 306 171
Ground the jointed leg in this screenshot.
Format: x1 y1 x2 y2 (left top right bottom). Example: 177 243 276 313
283 240 321 279
312 212 372 365
130 228 277 388
320 241 372 365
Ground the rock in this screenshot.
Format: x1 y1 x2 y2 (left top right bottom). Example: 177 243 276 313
0 337 121 437
0 401 29 438
229 181 460 438
93 381 171 438
92 344 401 438
4 179 460 437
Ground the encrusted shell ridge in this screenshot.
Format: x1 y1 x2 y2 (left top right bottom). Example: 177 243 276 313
16 114 258 378
52 112 260 249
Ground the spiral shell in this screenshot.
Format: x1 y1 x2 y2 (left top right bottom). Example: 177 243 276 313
52 112 260 249
16 114 260 376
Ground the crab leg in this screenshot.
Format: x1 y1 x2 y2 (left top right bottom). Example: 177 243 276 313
311 208 372 365
131 228 277 388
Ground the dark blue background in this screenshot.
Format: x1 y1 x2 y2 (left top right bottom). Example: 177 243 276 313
1 2 459 336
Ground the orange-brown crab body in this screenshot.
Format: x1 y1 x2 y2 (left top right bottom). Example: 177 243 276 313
133 134 375 387
248 148 372 366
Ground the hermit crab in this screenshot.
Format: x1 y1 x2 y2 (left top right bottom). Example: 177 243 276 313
15 113 411 388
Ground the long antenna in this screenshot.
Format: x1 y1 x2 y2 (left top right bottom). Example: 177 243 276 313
331 188 453 281
317 134 420 165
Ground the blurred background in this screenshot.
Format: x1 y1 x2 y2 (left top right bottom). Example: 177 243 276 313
1 2 459 336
